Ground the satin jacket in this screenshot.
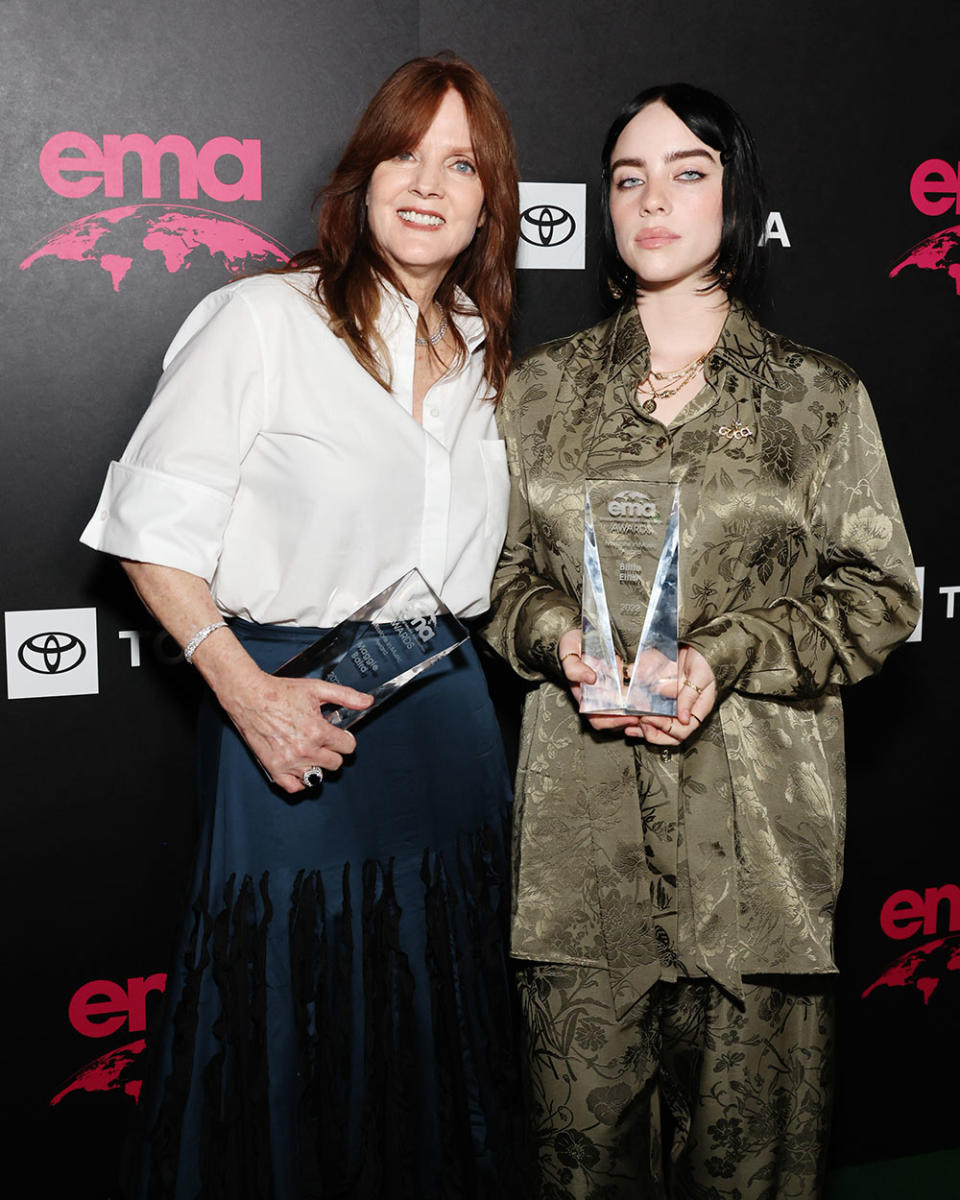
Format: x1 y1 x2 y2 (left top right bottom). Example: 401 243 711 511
482 301 919 1015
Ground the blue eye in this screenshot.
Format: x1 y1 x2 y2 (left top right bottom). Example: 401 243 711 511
677 169 705 181
452 159 476 174
614 175 642 190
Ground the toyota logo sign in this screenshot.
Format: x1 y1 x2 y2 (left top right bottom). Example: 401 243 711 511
5 607 100 699
18 631 87 674
516 182 586 271
520 204 576 248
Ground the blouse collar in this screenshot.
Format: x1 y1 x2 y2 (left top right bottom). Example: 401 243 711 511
377 278 486 352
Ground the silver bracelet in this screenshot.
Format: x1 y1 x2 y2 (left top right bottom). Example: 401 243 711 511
183 621 227 664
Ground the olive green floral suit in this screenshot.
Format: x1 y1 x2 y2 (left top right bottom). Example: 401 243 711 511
483 302 919 1016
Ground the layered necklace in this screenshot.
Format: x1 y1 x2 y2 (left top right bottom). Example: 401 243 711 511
636 349 710 415
415 308 448 347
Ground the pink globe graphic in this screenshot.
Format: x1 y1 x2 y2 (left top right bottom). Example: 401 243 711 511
862 931 960 1006
20 203 290 291
50 1038 147 1106
889 224 960 296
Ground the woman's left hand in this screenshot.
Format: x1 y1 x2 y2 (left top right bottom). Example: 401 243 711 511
558 627 638 732
627 645 717 745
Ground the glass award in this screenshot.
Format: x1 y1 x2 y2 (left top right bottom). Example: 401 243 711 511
273 568 468 728
580 480 679 716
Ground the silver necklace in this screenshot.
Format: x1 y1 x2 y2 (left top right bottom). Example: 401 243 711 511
415 313 448 347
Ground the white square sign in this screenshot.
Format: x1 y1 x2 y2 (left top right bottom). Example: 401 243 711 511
5 607 100 699
517 182 586 271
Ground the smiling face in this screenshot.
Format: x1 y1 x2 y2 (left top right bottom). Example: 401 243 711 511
365 88 485 305
608 100 724 294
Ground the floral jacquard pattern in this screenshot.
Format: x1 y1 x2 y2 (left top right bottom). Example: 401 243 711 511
482 302 918 1012
517 965 834 1199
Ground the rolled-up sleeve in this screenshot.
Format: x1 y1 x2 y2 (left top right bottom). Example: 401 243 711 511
80 287 267 582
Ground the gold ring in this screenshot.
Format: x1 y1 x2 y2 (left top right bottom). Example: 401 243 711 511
559 650 579 663
683 678 704 695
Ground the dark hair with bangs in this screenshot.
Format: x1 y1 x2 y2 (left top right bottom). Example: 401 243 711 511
286 53 519 400
599 82 767 311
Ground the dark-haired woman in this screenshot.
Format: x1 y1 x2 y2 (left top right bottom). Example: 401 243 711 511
82 56 523 1199
484 84 918 1198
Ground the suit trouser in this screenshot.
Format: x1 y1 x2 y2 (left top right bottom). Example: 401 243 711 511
516 964 834 1199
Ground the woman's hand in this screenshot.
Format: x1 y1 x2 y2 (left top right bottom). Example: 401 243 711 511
558 627 637 733
560 633 716 744
634 645 717 746
120 560 372 794
220 669 373 794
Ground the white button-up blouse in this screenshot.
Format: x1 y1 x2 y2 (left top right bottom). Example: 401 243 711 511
81 270 509 626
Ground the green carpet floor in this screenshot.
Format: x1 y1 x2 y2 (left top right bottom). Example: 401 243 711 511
827 1149 960 1198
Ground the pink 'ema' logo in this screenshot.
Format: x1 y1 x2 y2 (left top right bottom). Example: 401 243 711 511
22 132 289 291
50 973 166 1107
889 158 960 296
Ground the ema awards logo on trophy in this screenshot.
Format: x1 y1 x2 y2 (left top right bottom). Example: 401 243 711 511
274 568 467 727
581 480 679 716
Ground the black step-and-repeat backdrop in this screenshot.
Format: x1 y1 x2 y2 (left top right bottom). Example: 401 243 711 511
3 1 959 1193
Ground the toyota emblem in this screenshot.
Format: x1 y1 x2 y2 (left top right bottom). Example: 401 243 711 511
18 631 87 675
519 204 576 248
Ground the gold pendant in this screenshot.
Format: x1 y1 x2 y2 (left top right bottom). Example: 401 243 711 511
641 397 657 415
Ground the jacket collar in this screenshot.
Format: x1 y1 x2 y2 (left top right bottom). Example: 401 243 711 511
602 299 778 390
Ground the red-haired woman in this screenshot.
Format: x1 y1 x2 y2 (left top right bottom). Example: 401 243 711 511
82 55 523 1199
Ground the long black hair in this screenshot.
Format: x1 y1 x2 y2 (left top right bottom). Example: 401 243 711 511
600 82 767 311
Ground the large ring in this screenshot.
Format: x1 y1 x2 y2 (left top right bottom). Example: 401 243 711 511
682 677 704 696
302 765 324 788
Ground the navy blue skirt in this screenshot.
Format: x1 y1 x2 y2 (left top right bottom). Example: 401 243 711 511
135 624 522 1199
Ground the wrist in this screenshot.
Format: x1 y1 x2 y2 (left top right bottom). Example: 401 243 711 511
183 621 228 664
191 631 264 710
518 595 581 680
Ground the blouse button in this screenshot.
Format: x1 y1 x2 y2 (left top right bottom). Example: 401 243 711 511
430 407 440 419
655 436 667 449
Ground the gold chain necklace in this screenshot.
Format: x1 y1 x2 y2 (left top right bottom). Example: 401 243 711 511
636 349 710 415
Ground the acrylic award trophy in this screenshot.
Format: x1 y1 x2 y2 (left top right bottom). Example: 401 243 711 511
273 568 468 728
580 480 679 716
